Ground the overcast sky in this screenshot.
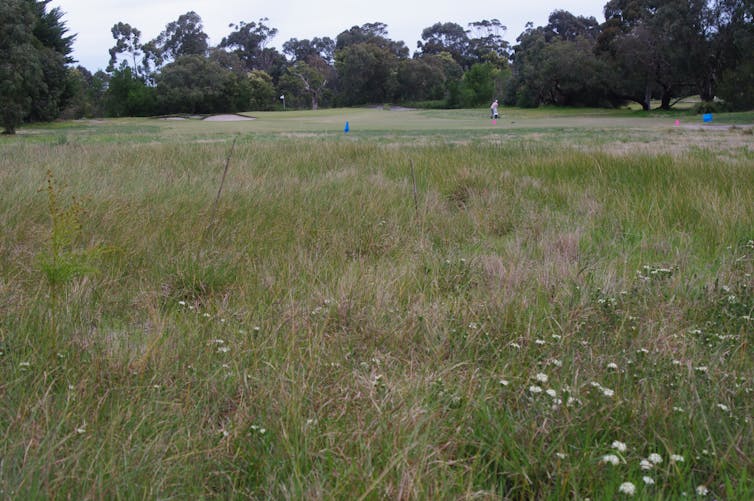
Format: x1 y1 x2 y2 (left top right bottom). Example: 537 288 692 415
48 0 607 71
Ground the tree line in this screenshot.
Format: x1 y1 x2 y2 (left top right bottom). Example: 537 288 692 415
2 0 753 134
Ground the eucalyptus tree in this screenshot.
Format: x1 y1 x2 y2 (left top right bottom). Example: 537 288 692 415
467 19 511 66
710 0 754 109
416 22 470 68
220 18 278 71
107 22 142 73
508 12 611 108
141 11 209 73
598 0 709 109
334 22 408 105
283 37 335 64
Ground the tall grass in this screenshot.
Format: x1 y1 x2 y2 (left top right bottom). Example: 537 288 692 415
1 127 753 499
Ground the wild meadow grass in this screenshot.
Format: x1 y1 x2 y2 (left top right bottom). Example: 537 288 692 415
1 111 753 499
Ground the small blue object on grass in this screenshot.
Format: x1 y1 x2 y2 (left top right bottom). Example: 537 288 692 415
344 121 350 133
702 113 713 123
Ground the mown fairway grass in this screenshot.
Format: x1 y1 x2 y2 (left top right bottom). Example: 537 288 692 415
1 108 753 499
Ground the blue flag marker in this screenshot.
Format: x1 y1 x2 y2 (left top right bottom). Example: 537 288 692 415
344 121 350 133
702 113 713 123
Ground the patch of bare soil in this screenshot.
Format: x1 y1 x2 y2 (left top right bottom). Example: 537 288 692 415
202 114 255 121
594 128 754 157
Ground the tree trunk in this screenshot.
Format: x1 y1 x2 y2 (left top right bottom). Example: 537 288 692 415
660 91 671 110
643 83 652 111
699 75 715 102
311 93 318 111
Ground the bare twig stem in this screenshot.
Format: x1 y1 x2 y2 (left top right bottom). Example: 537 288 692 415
410 159 419 214
206 136 238 236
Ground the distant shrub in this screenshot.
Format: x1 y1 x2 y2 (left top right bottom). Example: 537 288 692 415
694 100 731 114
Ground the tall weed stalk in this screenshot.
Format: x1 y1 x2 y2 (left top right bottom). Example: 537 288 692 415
38 170 99 349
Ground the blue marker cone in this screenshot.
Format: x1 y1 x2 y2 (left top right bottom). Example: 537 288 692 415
344 121 350 133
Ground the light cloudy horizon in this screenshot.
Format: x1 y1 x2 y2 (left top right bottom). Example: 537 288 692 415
48 1 607 71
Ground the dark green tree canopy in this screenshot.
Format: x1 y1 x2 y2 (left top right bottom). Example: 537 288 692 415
467 19 510 64
1 0 74 133
31 0 76 62
335 42 400 105
155 55 232 114
336 22 409 58
151 11 209 64
283 37 335 64
545 10 601 41
417 22 470 67
220 18 278 70
107 22 142 72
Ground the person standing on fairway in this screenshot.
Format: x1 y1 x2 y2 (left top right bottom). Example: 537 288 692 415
490 99 499 119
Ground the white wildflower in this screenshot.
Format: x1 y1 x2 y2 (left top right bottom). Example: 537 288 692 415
611 441 627 453
648 453 663 464
607 362 619 370
696 485 709 496
601 454 620 465
535 339 546 345
618 482 636 496
642 476 655 485
535 373 549 383
510 342 521 349
250 424 267 435
499 379 510 386
602 387 615 397
717 403 730 412
546 389 557 398
529 385 543 394
640 459 653 470
670 454 684 463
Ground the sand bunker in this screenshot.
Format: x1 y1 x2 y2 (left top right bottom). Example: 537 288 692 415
203 114 255 121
